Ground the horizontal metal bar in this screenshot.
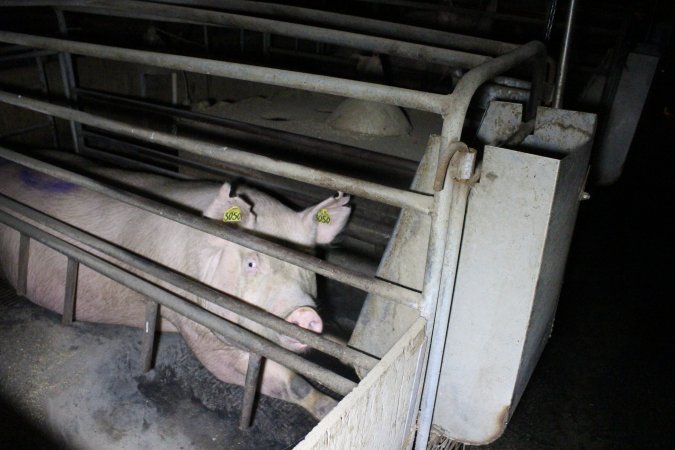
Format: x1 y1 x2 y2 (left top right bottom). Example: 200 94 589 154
0 31 446 113
75 87 419 177
0 90 433 214
0 209 358 396
14 0 494 69
153 0 517 55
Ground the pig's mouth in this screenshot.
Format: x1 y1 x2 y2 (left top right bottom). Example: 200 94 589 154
280 306 323 353
279 335 310 352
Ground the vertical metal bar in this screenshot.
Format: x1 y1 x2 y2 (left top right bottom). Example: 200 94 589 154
35 55 60 149
62 257 78 325
262 32 270 60
141 301 159 372
414 150 475 450
239 353 263 430
16 233 30 296
170 72 178 105
202 25 209 50
54 9 83 152
553 0 578 108
525 52 546 122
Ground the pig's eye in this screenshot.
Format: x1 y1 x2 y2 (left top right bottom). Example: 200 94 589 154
244 255 259 274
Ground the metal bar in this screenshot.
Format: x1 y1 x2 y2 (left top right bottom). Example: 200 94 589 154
0 192 379 372
152 0 518 55
0 31 446 114
415 148 476 450
0 90 433 214
78 144 195 180
62 257 78 325
35 55 60 149
141 301 159 372
553 0 579 108
54 9 83 153
170 72 178 105
33 0 492 70
441 40 547 141
0 209 358 396
75 87 418 177
239 353 263 430
16 233 30 296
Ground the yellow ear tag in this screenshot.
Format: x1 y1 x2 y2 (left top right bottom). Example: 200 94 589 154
315 208 331 224
223 206 242 223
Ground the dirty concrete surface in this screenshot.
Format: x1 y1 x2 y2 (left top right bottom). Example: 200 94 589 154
0 281 320 449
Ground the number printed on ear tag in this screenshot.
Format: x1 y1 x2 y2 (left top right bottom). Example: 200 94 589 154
315 208 331 224
223 206 242 222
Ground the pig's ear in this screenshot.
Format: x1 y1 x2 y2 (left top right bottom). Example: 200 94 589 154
203 183 256 228
301 192 351 245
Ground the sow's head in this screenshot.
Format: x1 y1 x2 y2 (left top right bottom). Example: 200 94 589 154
201 183 351 352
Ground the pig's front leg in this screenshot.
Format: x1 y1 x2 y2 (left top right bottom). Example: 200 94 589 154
168 314 337 420
258 358 338 420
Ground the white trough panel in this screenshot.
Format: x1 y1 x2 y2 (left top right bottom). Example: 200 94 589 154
433 105 596 444
295 317 426 450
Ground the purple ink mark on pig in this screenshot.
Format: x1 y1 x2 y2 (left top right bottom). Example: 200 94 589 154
20 167 78 193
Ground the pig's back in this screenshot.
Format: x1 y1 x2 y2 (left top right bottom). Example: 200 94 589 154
0 153 218 321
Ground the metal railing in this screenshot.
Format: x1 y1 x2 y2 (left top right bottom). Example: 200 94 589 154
0 2 546 443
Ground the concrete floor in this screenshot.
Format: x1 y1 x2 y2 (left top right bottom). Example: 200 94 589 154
0 281 319 449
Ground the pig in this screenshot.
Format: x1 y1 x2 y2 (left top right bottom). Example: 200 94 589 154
0 151 352 420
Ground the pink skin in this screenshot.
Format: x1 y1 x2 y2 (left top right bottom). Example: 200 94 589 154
281 306 324 352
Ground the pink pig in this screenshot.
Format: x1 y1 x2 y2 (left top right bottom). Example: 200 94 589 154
0 153 351 420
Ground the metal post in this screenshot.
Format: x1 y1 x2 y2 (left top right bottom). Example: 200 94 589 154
239 353 263 430
16 233 30 296
170 72 178 105
35 55 60 149
54 9 83 152
553 0 578 108
414 149 476 450
62 257 78 325
141 302 159 372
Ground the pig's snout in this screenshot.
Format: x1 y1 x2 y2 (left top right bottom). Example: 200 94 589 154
286 306 323 334
281 307 323 352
